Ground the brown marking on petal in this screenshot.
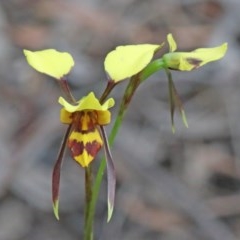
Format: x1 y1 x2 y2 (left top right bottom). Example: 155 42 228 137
86 111 98 129
71 111 98 133
68 139 84 157
85 140 102 157
186 58 202 69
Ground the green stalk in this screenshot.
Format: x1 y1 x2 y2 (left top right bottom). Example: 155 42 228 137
140 58 165 83
85 58 166 239
84 165 93 240
84 80 119 240
85 112 124 239
86 75 141 236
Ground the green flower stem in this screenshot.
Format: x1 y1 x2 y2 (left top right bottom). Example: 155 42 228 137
84 80 119 240
86 75 143 237
140 58 165 83
85 112 124 239
85 58 166 239
84 165 93 240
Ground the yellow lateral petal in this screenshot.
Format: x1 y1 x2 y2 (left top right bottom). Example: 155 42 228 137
104 44 161 82
60 108 73 124
96 110 111 125
23 49 74 79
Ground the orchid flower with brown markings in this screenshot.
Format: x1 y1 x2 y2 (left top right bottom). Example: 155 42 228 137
53 92 116 220
23 49 116 222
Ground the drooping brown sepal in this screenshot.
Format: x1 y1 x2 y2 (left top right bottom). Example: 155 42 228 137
99 126 116 222
52 124 72 220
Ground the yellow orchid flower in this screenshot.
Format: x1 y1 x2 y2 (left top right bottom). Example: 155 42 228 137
52 92 116 221
104 44 163 82
23 49 74 79
162 34 227 133
163 33 228 71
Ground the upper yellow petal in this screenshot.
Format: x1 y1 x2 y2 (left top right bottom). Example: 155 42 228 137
167 33 177 52
58 92 115 113
23 49 74 79
104 44 162 82
163 43 228 71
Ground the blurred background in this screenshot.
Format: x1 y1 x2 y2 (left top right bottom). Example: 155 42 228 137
0 0 240 239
